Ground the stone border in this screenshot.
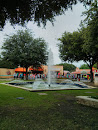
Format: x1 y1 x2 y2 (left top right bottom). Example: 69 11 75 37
1 83 32 91
76 96 98 108
0 81 97 92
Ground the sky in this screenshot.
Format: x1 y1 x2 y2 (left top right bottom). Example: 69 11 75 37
0 2 87 67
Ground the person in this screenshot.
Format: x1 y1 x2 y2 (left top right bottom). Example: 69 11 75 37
16 73 19 78
13 72 17 79
19 73 23 79
37 73 40 78
85 75 87 80
77 75 80 81
24 73 26 79
42 74 45 79
87 75 89 80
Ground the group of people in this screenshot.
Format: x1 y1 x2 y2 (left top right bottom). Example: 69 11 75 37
83 75 90 80
29 73 47 80
13 72 47 80
13 72 91 81
13 72 24 79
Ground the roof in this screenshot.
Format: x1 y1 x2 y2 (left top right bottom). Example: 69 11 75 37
71 67 97 75
63 71 70 74
71 69 91 75
71 71 81 74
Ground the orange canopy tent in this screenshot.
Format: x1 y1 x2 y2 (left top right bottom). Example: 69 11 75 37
15 67 43 72
15 67 26 72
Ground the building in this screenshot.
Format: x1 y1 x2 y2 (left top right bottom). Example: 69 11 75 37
0 68 15 78
71 67 97 79
42 65 63 75
15 65 63 75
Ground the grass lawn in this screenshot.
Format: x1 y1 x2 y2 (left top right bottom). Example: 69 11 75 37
0 80 98 130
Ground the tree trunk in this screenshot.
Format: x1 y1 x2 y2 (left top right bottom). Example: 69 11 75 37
26 67 28 80
90 66 93 82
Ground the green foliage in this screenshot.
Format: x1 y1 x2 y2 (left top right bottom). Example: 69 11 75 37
0 55 16 69
2 29 48 68
58 31 84 62
58 28 98 67
57 63 76 72
58 1 98 82
1 29 48 79
0 0 93 30
93 63 98 68
81 0 98 57
79 64 89 69
0 57 17 69
58 29 98 81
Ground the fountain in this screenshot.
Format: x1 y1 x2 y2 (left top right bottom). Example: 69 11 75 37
6 49 89 90
48 49 54 87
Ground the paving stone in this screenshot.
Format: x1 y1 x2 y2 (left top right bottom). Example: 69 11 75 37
16 97 24 99
85 91 94 93
38 93 48 95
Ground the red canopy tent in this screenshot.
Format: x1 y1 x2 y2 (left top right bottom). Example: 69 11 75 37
29 67 43 71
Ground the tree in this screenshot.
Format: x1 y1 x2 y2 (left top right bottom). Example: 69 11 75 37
80 0 98 81
93 63 98 69
58 1 98 82
57 63 76 72
79 64 89 69
58 29 98 82
79 63 98 69
0 0 93 30
58 31 84 62
0 55 17 69
0 59 17 69
1 30 48 79
80 0 98 60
